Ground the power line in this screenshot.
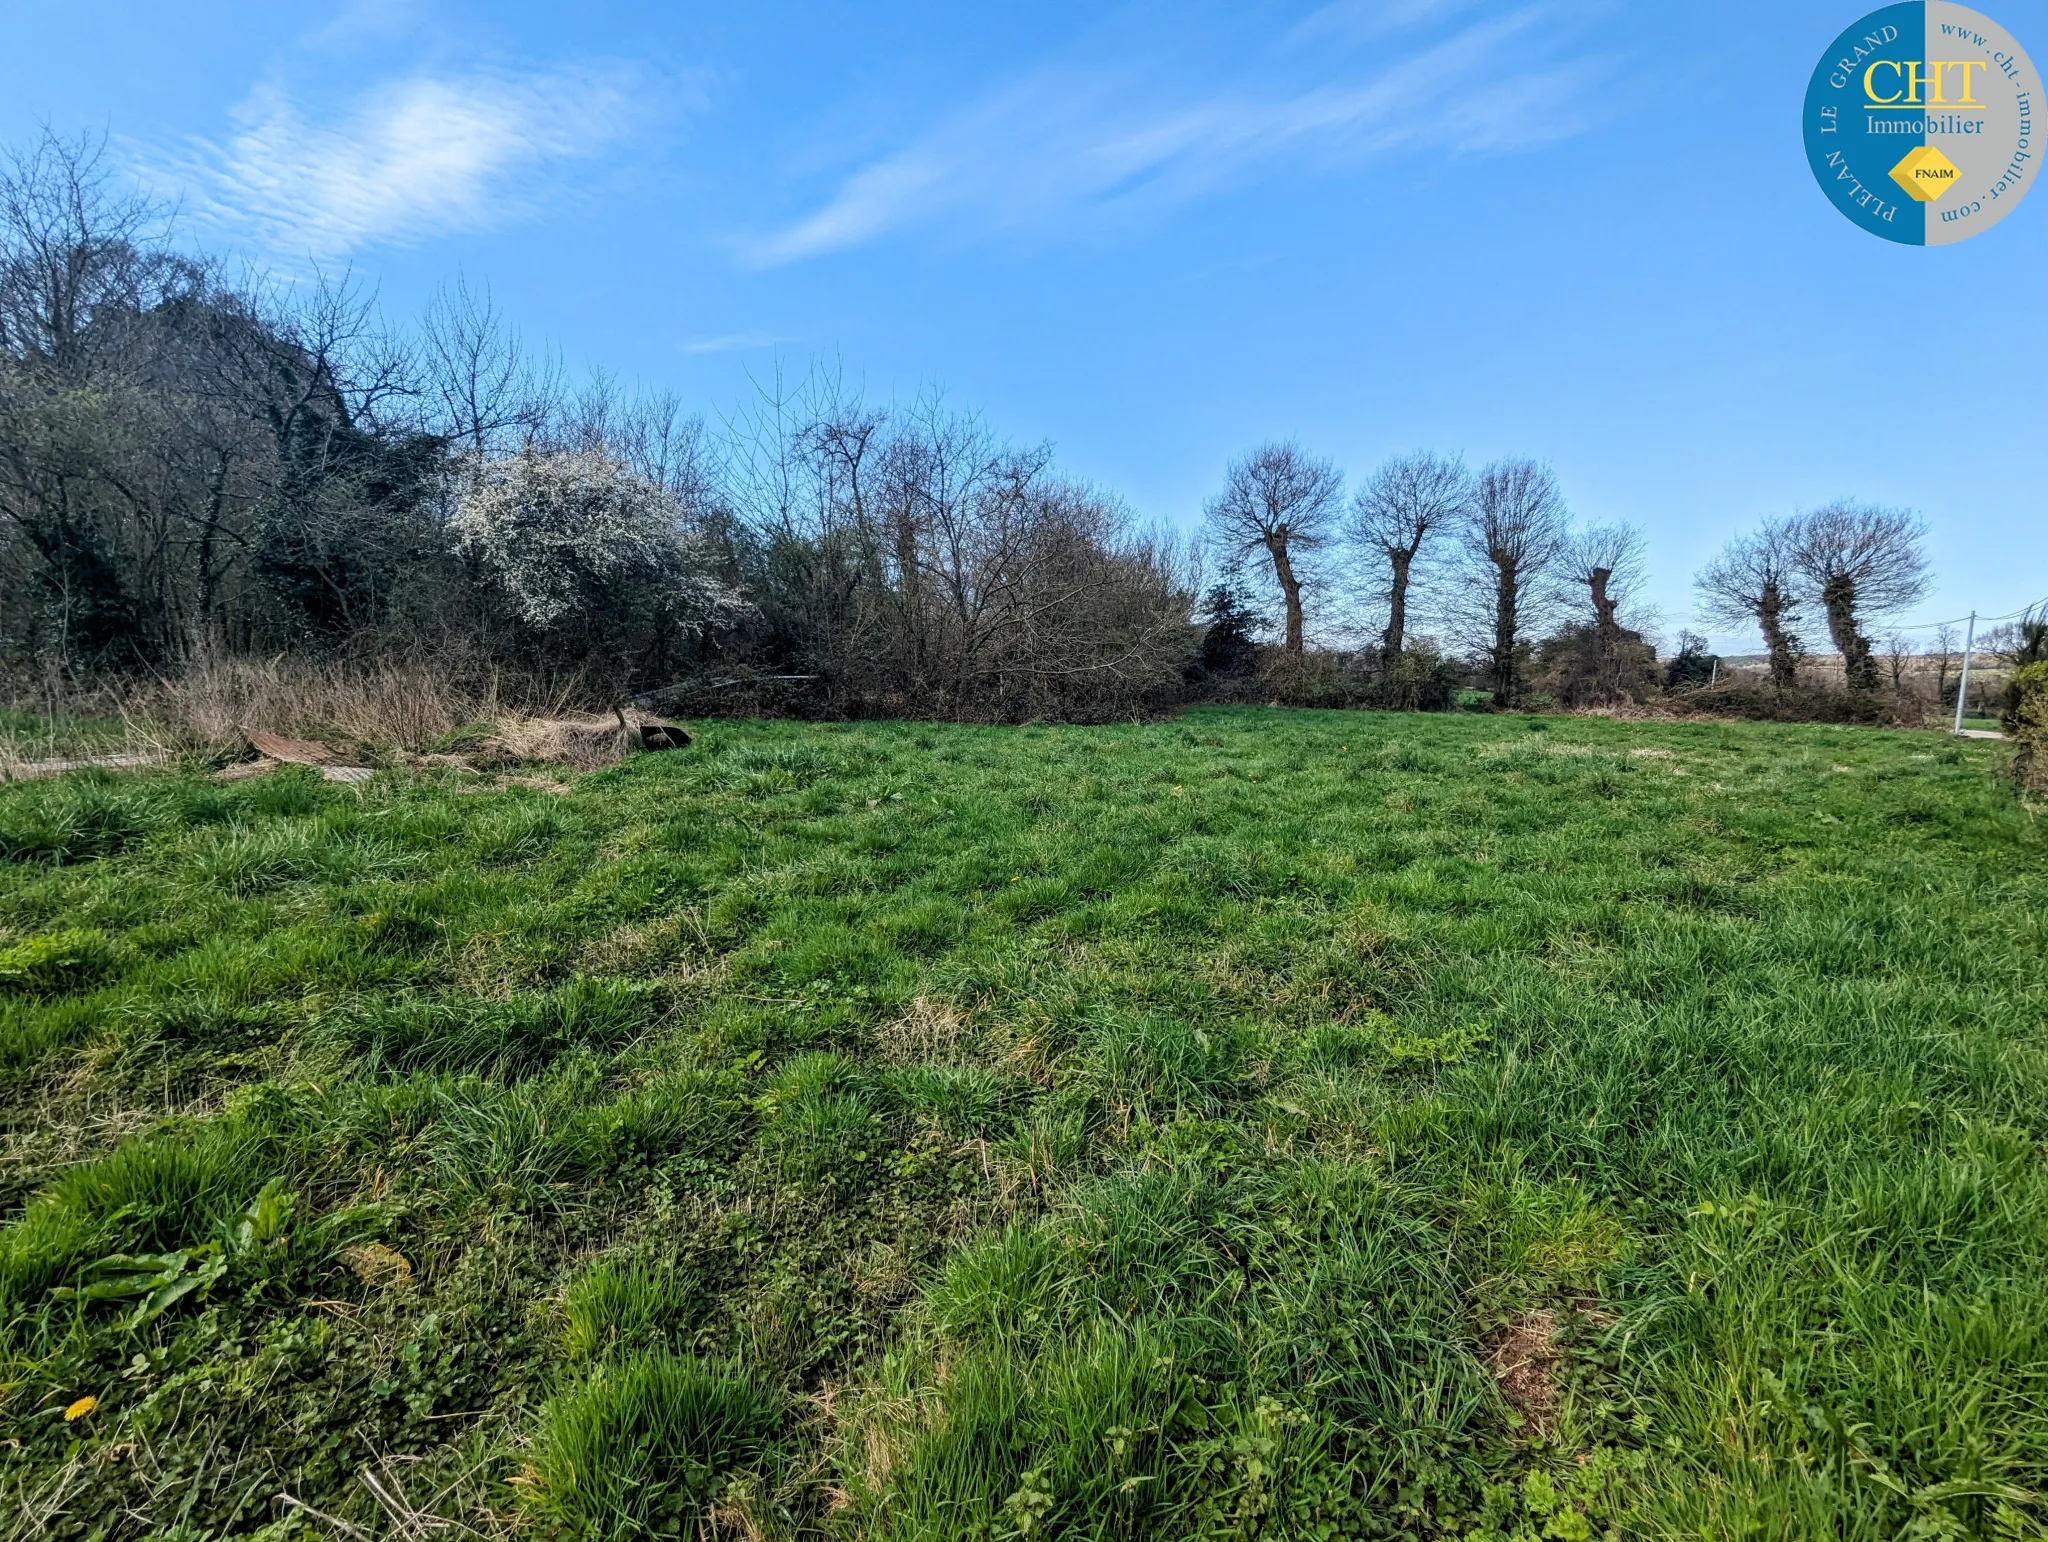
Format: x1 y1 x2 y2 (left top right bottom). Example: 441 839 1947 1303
1882 596 2046 633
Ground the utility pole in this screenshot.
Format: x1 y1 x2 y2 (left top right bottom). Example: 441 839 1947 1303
1952 611 1976 734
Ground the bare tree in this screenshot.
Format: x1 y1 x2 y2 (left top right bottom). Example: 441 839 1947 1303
1928 622 1960 710
420 275 549 462
713 370 1194 719
1561 520 1648 702
0 130 168 370
1696 520 1804 690
1881 631 1918 694
1791 501 1929 693
1203 442 1342 655
1461 458 1569 707
1346 451 1469 658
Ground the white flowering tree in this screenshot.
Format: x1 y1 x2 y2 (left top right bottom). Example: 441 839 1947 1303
452 448 750 674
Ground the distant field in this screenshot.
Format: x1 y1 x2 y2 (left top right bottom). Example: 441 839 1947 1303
1 709 2042 1540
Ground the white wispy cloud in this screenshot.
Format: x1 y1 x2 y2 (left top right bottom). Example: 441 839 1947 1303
751 6 1610 265
1283 0 1494 47
166 63 651 258
683 332 790 355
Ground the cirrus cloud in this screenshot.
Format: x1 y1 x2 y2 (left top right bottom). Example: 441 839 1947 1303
749 5 1615 266
163 62 658 259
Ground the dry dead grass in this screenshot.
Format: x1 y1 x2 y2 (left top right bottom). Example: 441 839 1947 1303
875 996 967 1063
149 652 540 753
124 655 677 773
481 714 632 771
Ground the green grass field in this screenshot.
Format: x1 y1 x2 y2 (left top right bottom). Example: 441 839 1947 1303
0 709 2042 1540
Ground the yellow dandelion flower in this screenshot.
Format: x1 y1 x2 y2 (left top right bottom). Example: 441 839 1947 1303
63 1396 97 1421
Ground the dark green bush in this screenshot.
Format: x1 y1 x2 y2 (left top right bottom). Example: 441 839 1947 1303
2006 661 2047 795
1663 679 1919 725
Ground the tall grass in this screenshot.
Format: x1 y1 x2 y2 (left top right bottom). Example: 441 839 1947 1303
0 709 2039 1538
147 651 518 752
520 1352 783 1535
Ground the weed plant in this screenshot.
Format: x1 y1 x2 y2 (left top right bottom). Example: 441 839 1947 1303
0 712 2040 1539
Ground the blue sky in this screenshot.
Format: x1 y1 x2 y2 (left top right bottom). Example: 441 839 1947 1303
5 0 2043 649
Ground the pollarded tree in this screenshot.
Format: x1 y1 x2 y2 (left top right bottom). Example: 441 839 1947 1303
1203 442 1342 655
1346 450 1470 659
1561 520 1650 702
1461 458 1569 707
1696 519 1804 690
1791 501 1929 693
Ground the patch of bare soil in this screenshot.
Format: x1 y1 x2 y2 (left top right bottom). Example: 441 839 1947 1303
1486 1309 1562 1436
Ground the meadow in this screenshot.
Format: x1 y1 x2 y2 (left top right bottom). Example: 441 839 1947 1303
0 708 2042 1541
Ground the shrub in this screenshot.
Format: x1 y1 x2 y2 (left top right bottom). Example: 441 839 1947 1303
1369 644 1464 711
453 448 752 684
519 1352 782 1536
1209 644 1463 711
1191 583 1263 679
1534 622 1661 706
2006 662 2048 795
1662 679 1918 725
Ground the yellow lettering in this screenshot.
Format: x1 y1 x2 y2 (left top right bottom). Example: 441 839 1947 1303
1902 60 1924 104
1864 59 1902 103
1948 60 1988 104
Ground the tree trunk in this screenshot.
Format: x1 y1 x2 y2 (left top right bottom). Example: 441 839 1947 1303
1822 575 1879 692
1383 548 1413 658
1490 555 1519 707
196 452 230 650
1589 565 1621 701
1267 536 1304 655
1757 582 1797 691
891 506 923 691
